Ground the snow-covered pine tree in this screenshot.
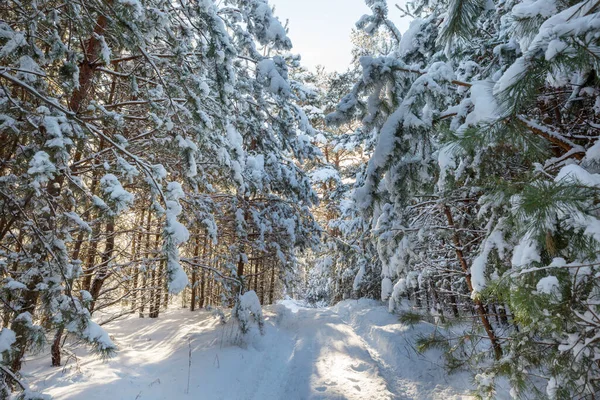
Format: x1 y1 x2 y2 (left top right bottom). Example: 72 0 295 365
326 0 474 316
328 0 600 397
214 1 322 325
299 33 397 306
435 0 600 396
0 0 322 394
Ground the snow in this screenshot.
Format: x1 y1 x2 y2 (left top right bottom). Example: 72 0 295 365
0 29 26 58
24 300 482 400
512 0 557 19
464 81 500 127
0 328 16 358
17 56 44 83
545 39 568 61
246 154 265 185
276 298 310 313
164 202 188 245
28 151 56 192
236 291 265 335
310 167 340 183
252 2 290 46
555 164 600 188
388 278 407 312
119 0 143 18
150 164 167 180
81 290 93 302
78 321 116 352
95 34 111 65
43 115 73 149
536 276 561 298
524 0 600 58
166 181 185 201
398 19 425 57
585 139 600 161
355 106 403 209
226 123 245 188
64 211 92 233
116 156 140 182
257 58 291 96
437 144 457 190
353 264 366 291
511 236 541 268
583 216 600 243
381 277 393 301
4 279 27 290
163 192 190 294
100 174 135 214
177 136 198 178
470 229 507 294
494 57 527 95
546 377 558 399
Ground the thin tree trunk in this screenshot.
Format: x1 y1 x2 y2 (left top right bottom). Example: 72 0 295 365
140 211 153 318
81 168 103 293
89 218 115 313
443 205 502 360
160 259 168 312
199 234 209 309
190 234 201 311
199 270 206 308
447 280 460 318
50 327 64 367
252 254 258 293
149 233 161 318
130 209 146 313
268 258 276 305
259 256 265 305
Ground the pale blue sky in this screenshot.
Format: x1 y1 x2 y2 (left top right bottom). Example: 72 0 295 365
269 0 411 72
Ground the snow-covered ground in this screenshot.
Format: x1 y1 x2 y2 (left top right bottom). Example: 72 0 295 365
23 299 495 399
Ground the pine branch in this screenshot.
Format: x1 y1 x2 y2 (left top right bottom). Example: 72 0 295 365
438 0 485 45
517 116 586 160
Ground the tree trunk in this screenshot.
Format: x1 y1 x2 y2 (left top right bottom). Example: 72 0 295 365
252 255 258 293
160 259 168 312
268 258 276 305
259 256 266 305
139 211 153 318
17 11 114 372
443 205 502 360
447 280 460 318
149 267 156 317
149 233 161 318
129 208 146 313
50 327 64 367
199 270 206 308
89 218 115 313
81 226 99 292
190 235 201 311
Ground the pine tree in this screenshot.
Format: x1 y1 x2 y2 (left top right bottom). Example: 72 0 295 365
0 0 322 395
325 0 600 397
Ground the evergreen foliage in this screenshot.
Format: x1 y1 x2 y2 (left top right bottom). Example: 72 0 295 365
316 0 600 397
0 0 321 395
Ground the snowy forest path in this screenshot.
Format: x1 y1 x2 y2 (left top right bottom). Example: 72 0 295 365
24 300 477 399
